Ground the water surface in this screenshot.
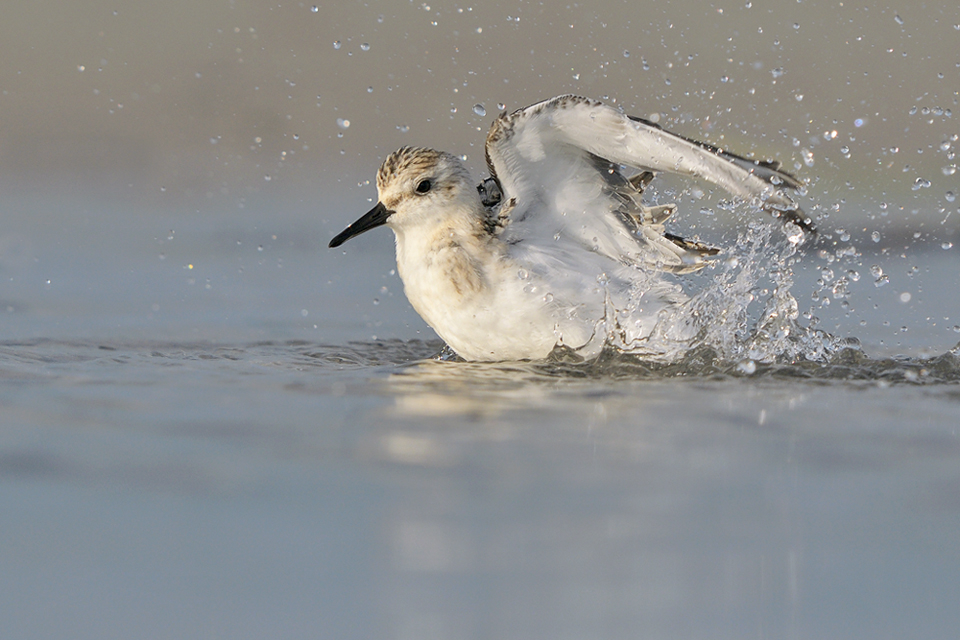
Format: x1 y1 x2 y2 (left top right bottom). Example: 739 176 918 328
2 332 960 639
1 201 959 639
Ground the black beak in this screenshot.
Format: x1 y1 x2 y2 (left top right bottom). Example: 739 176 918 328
328 202 393 248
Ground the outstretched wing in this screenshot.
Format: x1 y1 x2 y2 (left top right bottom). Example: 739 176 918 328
484 96 812 261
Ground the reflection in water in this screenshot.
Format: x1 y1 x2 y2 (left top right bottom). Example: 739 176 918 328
382 339 960 420
387 359 556 417
369 355 960 639
2 338 959 639
341 337 960 638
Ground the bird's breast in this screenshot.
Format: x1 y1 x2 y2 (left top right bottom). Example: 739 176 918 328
394 231 567 360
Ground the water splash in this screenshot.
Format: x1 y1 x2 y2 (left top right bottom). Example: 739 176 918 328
584 216 848 367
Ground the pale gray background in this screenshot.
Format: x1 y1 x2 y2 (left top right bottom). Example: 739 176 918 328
2 5 960 640
2 0 956 225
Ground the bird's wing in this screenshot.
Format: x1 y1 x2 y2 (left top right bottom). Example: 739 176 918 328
484 96 811 264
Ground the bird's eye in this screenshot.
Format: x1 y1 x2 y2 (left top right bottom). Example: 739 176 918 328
415 179 432 194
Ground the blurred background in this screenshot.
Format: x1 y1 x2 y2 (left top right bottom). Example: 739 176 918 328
0 0 957 345
3 0 956 216
2 5 960 640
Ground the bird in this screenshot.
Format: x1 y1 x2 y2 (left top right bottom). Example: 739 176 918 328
329 95 812 362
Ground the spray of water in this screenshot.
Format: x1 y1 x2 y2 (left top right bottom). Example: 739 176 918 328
590 215 859 370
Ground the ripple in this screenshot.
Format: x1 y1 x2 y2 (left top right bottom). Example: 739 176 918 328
3 338 959 388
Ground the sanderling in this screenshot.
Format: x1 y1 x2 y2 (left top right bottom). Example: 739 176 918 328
329 95 812 362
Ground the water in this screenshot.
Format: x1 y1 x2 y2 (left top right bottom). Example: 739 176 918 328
2 198 960 639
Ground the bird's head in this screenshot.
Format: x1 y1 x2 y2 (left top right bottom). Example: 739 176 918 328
329 147 478 248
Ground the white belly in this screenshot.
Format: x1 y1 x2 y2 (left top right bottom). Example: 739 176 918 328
406 265 582 361
394 228 684 361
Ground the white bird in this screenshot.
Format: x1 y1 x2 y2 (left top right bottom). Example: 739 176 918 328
329 95 812 362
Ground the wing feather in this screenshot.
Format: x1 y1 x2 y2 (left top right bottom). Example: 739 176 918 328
485 95 812 232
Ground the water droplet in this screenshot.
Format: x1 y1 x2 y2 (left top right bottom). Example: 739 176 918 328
367 86 373 93
360 43 370 51
472 103 486 116
870 265 889 287
795 93 803 101
942 242 954 250
543 293 554 303
396 124 409 133
847 269 860 282
801 148 814 167
311 5 318 12
771 67 784 79
497 102 506 111
333 40 342 50
894 14 904 25
737 360 757 375
264 175 271 181
77 65 85 72
623 50 630 58
943 165 957 176
336 118 350 129
912 177 931 190
946 191 956 202
840 146 850 154
517 268 528 280
786 226 804 245
372 298 379 305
